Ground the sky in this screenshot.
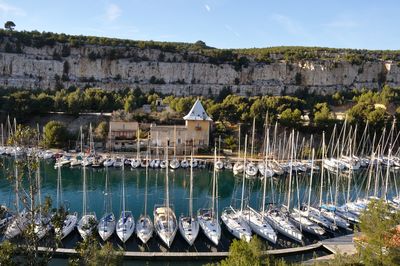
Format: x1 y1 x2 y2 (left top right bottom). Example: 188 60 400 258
1 0 400 50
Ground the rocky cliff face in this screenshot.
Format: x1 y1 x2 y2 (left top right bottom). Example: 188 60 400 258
0 42 398 96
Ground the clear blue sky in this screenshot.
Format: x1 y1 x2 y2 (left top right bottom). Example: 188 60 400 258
2 0 400 50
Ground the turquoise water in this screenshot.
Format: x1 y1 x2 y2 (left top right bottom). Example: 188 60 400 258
0 156 397 252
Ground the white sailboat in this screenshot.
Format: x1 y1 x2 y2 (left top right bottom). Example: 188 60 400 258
294 149 338 231
103 157 115 167
98 168 116 241
154 147 178 248
116 165 135 243
290 147 326 236
113 157 125 168
198 146 221 246
54 160 78 240
242 128 277 244
34 159 52 240
264 132 303 244
136 147 154 244
77 165 97 239
222 135 252 242
5 155 29 239
179 150 199 245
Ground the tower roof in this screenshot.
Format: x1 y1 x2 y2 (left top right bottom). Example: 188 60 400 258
183 99 213 121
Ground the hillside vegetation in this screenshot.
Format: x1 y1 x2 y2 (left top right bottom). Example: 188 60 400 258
2 29 400 64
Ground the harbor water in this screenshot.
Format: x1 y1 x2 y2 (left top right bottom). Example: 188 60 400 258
0 156 394 253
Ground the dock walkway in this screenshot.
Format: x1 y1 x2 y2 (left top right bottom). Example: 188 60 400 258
39 234 355 261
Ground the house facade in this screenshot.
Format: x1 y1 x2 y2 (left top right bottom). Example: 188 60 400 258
150 99 212 154
108 121 139 151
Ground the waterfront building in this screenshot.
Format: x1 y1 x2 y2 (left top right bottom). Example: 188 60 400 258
150 99 212 154
108 121 139 151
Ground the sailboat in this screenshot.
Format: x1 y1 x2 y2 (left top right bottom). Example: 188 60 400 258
136 148 154 244
98 168 116 241
5 154 29 239
221 136 252 242
131 129 142 168
198 146 221 246
242 129 277 243
169 126 180 170
77 165 97 239
54 160 78 240
293 148 338 231
289 146 326 237
179 150 199 245
264 132 303 244
154 147 178 248
34 158 52 240
116 164 135 243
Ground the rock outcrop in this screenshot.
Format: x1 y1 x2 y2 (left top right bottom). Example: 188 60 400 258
0 42 398 96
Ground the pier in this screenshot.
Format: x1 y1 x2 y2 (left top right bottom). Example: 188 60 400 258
39 234 356 261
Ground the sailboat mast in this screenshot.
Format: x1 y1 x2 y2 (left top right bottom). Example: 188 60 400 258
250 117 255 159
240 135 248 212
166 147 169 209
156 131 159 159
80 126 83 153
173 126 176 158
366 151 375 197
238 124 241 160
144 148 149 216
57 162 61 208
374 146 380 197
319 132 325 208
36 123 40 146
262 128 269 213
307 148 315 210
1 123 3 146
383 145 392 200
211 145 217 219
122 164 126 214
189 149 194 218
273 122 278 157
36 157 42 212
334 139 340 206
287 130 294 210
136 129 140 160
82 166 87 216
105 168 109 213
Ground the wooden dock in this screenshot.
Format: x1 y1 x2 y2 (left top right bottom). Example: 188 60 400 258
321 233 356 256
39 234 356 261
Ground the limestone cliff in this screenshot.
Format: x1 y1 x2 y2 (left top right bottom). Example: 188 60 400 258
0 37 398 96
